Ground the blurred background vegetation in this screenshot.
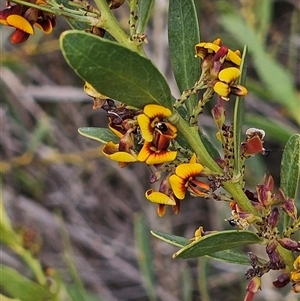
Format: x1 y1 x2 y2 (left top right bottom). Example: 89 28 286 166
1 0 299 300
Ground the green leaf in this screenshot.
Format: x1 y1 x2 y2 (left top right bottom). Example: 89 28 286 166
135 215 158 301
220 15 299 123
207 249 254 266
233 45 247 182
0 265 54 301
78 127 119 144
56 0 90 30
168 0 200 113
151 230 190 247
151 230 258 265
280 134 300 200
173 230 262 259
60 30 172 109
137 0 154 33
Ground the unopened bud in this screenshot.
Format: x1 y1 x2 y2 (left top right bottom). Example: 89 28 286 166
268 207 279 228
272 273 290 288
282 197 297 220
278 237 300 251
256 184 273 208
246 276 261 294
211 104 226 129
266 240 278 254
210 46 228 79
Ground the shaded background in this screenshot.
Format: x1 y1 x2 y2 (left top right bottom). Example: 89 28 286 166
1 0 299 300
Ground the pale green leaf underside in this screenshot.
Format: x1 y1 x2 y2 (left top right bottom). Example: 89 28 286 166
78 127 119 144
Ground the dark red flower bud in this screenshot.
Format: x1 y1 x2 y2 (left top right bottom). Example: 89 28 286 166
266 240 278 254
268 207 279 228
211 104 226 129
278 237 300 251
272 273 290 288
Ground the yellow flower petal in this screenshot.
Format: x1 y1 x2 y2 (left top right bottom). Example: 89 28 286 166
189 153 198 163
169 174 186 200
145 150 177 165
227 50 241 66
213 81 230 100
109 151 137 162
6 15 34 34
175 163 204 180
137 113 153 142
137 142 151 162
102 141 137 162
145 189 176 205
294 255 300 270
143 104 171 119
218 67 240 84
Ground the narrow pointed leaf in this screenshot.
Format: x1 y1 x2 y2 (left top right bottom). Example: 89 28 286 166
78 127 119 144
233 45 247 183
280 134 300 200
0 265 54 301
151 230 257 265
135 215 158 301
173 230 262 259
60 30 172 109
168 0 200 113
137 0 154 33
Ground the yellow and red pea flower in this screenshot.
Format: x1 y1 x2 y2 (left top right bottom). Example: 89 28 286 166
212 67 248 100
137 104 176 142
137 141 177 165
137 104 178 165
169 161 210 200
195 39 241 67
0 1 56 43
145 177 181 217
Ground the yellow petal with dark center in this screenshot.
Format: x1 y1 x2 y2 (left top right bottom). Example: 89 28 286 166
6 15 34 34
169 174 186 200
143 104 171 119
137 114 153 142
218 67 240 84
213 82 230 100
175 163 204 180
145 189 176 205
145 150 177 165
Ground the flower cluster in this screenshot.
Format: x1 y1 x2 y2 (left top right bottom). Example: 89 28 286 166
195 38 248 100
0 1 56 43
97 100 211 216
